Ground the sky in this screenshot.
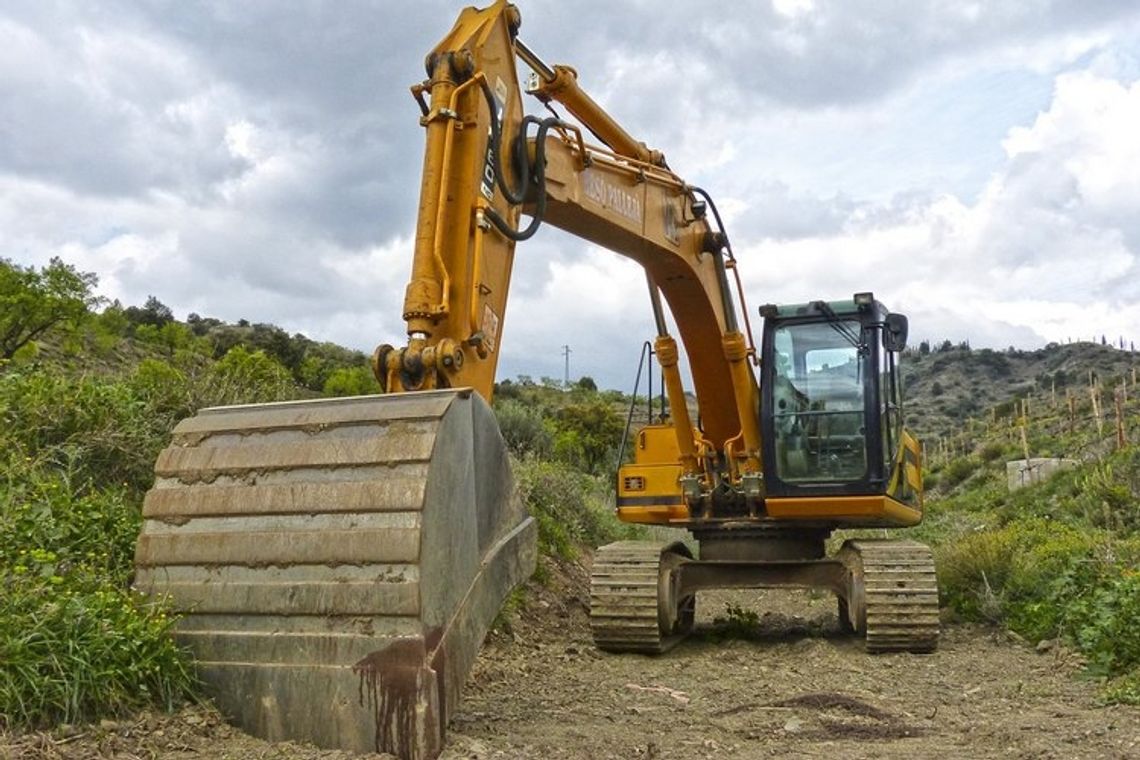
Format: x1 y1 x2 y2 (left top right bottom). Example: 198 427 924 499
3 0 1140 390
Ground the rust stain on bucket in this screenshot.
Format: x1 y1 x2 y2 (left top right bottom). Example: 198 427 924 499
353 634 444 758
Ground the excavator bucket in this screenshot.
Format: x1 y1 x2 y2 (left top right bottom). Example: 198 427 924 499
134 389 536 760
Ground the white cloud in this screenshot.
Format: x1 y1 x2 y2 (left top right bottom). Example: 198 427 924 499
3 1 1140 391
739 64 1140 352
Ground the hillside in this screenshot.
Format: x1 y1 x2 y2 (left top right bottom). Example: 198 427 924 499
3 257 1138 758
903 341 1138 441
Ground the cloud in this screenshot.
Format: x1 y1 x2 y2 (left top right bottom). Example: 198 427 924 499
519 0 1139 109
2 1 1140 391
737 64 1140 350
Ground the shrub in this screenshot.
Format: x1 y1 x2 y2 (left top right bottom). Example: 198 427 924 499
0 570 195 727
322 365 377 397
937 516 1140 691
1079 458 1139 534
513 459 641 561
937 528 1016 622
1066 570 1140 679
198 346 298 407
939 456 980 491
979 442 1007 463
551 400 624 475
1102 670 1140 706
0 368 166 493
495 399 553 460
0 465 196 728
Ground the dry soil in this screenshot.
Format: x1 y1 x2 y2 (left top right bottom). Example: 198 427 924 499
4 555 1138 760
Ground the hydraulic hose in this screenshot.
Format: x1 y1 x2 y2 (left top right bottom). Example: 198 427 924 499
479 78 560 242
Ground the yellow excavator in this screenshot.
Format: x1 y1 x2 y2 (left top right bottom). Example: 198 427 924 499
135 3 934 759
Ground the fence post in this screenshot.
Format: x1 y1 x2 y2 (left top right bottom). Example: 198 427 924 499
1116 386 1127 450
1091 384 1104 436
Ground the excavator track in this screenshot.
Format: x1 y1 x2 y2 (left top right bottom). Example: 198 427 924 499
589 540 693 654
839 539 939 653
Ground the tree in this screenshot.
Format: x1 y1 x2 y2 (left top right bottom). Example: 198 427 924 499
322 366 377 397
0 257 99 361
575 376 598 392
124 295 173 329
553 400 624 474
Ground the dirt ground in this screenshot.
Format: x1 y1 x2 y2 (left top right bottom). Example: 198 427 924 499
4 556 1138 760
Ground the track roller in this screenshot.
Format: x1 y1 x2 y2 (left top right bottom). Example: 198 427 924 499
837 539 939 653
589 540 694 654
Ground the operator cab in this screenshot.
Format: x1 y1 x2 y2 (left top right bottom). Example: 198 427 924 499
758 293 919 515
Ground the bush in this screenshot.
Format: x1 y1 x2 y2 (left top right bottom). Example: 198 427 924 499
495 399 553 460
979 442 1008 463
198 346 298 407
1102 670 1140 706
0 368 168 493
0 570 195 728
322 365 377 397
937 516 1140 692
1079 458 1140 534
513 459 641 561
937 528 1016 623
1066 570 1140 679
551 400 624 475
0 465 196 728
939 456 980 491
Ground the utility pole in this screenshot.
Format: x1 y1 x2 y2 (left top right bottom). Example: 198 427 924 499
562 344 572 388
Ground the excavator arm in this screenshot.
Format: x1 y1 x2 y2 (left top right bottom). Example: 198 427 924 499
374 0 764 482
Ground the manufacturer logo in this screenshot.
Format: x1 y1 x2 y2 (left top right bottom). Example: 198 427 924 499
583 169 642 224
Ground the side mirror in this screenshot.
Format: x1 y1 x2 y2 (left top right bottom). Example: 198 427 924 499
882 313 908 352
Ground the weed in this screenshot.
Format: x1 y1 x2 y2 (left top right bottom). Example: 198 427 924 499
706 603 762 641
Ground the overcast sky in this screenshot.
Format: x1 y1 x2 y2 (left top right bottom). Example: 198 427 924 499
3 0 1140 390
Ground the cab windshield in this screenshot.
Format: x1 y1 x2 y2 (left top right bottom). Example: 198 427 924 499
770 321 867 483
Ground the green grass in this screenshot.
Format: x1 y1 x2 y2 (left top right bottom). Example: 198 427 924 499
918 393 1140 703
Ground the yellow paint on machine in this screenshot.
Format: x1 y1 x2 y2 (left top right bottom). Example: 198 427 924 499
617 504 691 524
765 495 922 526
616 435 689 522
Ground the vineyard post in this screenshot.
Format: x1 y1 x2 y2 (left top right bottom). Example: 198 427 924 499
1091 384 1103 437
1067 392 1076 436
1115 386 1127 450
